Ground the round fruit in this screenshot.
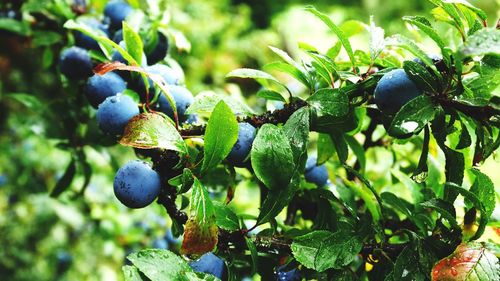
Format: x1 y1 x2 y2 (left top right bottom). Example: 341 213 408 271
112 29 123 43
113 160 161 208
85 72 126 108
59 47 93 79
304 156 328 187
373 68 422 115
104 0 133 30
189 252 227 280
74 18 109 50
146 32 169 65
226 122 256 167
96 94 139 135
157 85 194 121
276 265 301 281
138 64 183 95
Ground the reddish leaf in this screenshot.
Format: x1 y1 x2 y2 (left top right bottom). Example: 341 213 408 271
181 217 218 256
432 242 499 281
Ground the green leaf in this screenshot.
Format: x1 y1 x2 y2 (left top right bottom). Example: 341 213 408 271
431 242 499 281
120 113 187 155
122 265 146 281
5 93 43 109
0 18 31 36
369 16 385 63
464 55 500 98
420 198 460 230
389 95 438 137
32 31 63 47
307 89 349 119
225 68 281 85
305 6 356 71
403 60 440 94
264 61 311 89
331 132 348 163
256 174 300 226
50 157 76 198
256 89 286 102
389 239 436 281
445 183 487 240
385 34 438 70
185 91 254 116
402 16 447 57
283 107 310 164
182 179 218 255
122 22 144 65
291 227 362 272
381 192 414 219
127 249 193 281
345 135 366 173
213 202 239 231
467 169 495 218
245 237 258 275
459 28 500 57
250 124 295 189
201 101 238 173
317 133 335 164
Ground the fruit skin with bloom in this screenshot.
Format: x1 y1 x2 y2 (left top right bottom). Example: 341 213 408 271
226 122 257 167
104 0 133 30
157 85 194 122
96 94 139 135
85 72 126 108
304 156 328 187
113 160 161 208
373 68 422 115
74 18 109 50
59 47 93 79
189 252 227 280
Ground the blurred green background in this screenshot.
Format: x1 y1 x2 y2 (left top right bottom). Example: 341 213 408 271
0 0 499 280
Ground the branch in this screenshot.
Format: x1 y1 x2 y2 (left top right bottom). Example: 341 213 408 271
437 98 500 122
180 99 308 137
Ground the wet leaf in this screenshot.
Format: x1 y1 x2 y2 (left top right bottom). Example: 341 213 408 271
120 113 187 154
431 243 499 281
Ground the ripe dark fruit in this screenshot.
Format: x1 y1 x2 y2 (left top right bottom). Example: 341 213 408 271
276 265 301 281
304 156 328 187
189 252 227 280
226 122 256 167
74 18 109 50
85 72 126 108
113 160 161 208
157 85 194 121
373 69 422 115
59 46 93 79
56 251 73 273
113 29 123 43
137 64 183 95
96 94 139 135
146 32 169 65
104 0 133 30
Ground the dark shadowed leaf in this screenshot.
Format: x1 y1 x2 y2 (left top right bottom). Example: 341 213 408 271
308 88 349 119
291 225 362 272
466 169 495 219
403 60 440 93
251 124 295 189
256 174 300 226
50 158 76 198
213 202 239 231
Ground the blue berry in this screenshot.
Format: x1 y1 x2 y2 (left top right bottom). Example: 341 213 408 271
226 123 256 167
74 18 109 50
374 69 422 115
85 72 126 108
59 47 93 79
104 0 133 30
412 54 442 66
189 252 227 280
146 32 169 65
157 85 194 121
276 265 301 281
96 94 139 135
0 174 7 186
304 156 328 187
137 64 183 96
113 160 161 208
